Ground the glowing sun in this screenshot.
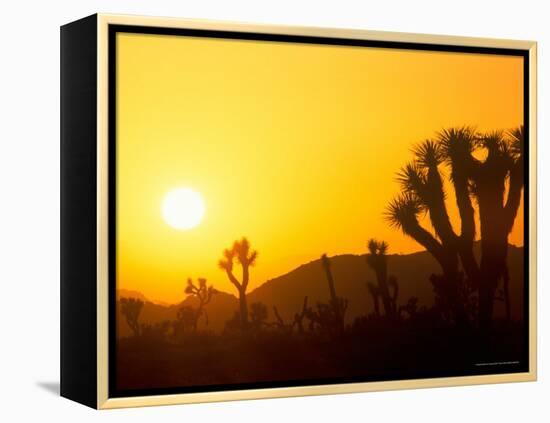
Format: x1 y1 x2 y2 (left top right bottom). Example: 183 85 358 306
162 188 205 230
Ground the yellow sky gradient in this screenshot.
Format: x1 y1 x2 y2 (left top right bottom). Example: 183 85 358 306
116 32 524 304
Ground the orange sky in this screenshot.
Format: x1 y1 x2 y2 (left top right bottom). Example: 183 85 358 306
116 32 524 304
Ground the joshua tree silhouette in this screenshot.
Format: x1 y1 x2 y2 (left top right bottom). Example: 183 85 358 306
386 126 524 331
448 127 523 330
218 237 258 330
270 297 310 334
120 297 144 337
319 254 346 332
184 277 217 331
365 239 399 319
272 305 293 333
293 296 309 334
367 282 381 316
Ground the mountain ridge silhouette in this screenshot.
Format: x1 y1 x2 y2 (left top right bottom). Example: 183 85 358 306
117 244 524 337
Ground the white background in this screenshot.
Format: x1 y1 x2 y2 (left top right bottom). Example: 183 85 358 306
0 0 547 421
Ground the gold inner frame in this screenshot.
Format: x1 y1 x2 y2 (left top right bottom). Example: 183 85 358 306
96 13 537 409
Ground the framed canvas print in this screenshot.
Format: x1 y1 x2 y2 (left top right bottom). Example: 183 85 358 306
60 14 537 409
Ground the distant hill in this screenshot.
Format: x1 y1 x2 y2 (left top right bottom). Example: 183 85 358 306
116 289 173 307
117 244 524 337
116 289 151 303
248 244 524 325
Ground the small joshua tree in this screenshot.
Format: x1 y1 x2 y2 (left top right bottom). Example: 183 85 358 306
388 276 399 313
120 297 143 337
218 237 258 330
184 277 217 331
320 254 346 331
270 298 309 334
367 282 381 316
366 239 399 319
386 126 524 331
293 296 309 334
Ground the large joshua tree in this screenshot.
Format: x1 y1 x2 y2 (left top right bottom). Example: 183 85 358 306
184 277 217 331
387 139 465 324
443 126 524 331
218 237 258 330
366 239 399 319
386 126 524 331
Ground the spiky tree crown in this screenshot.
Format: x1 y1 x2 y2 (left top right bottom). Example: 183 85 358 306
366 238 388 268
217 248 235 271
508 125 524 159
185 277 217 304
412 139 443 168
384 192 425 233
218 237 258 271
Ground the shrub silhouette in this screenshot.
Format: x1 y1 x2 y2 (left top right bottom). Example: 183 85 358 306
305 300 348 335
120 297 143 337
429 272 477 324
386 126 524 330
218 237 258 330
184 277 217 331
398 297 419 319
174 305 197 337
141 320 171 341
250 302 269 331
366 239 399 319
224 311 242 333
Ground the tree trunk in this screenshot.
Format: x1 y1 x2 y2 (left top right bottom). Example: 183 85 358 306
193 305 202 332
478 210 508 334
503 264 511 322
370 290 380 316
478 174 508 335
476 154 509 334
322 256 344 329
238 288 249 329
402 220 464 323
378 280 394 319
446 272 468 325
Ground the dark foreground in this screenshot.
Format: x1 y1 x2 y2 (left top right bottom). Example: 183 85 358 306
115 319 526 393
